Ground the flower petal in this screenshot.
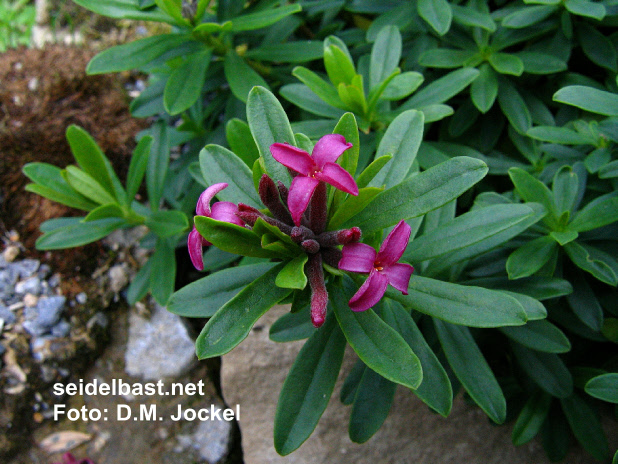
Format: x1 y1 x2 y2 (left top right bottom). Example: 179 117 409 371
311 134 352 168
338 242 376 274
188 227 205 271
383 262 414 294
196 183 228 216
270 143 315 176
317 162 359 195
211 201 245 226
377 220 411 265
287 176 320 226
348 270 389 312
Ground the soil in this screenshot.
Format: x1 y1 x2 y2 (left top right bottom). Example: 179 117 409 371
0 44 147 276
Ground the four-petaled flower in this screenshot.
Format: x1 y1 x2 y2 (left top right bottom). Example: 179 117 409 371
270 134 359 226
188 183 243 271
338 220 414 312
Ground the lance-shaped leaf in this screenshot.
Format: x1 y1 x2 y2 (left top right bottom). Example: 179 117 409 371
150 236 176 305
269 308 316 343
512 390 552 446
35 217 126 250
199 145 262 208
511 342 573 398
247 86 295 184
553 85 618 116
569 196 618 232
564 242 618 286
274 312 346 455
168 263 276 318
500 320 571 353
507 235 558 279
164 49 212 114
386 275 527 328
126 136 152 205
196 263 291 359
194 216 283 258
434 320 507 424
561 394 610 462
328 187 383 230
230 4 301 32
342 157 488 235
224 51 269 103
585 373 618 403
331 280 423 390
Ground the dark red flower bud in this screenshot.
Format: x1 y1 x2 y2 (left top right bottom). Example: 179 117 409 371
301 239 320 254
259 174 294 225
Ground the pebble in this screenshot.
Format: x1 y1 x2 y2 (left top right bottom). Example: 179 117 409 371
23 293 38 307
0 305 16 325
37 264 51 279
3 246 20 263
23 296 66 336
192 416 232 464
13 259 39 278
108 264 129 293
51 320 71 338
15 276 42 295
47 273 61 288
75 292 87 304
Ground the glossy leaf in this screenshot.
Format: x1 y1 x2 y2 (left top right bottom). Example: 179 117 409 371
35 217 126 250
418 0 452 35
369 26 401 90
402 68 479 110
512 391 552 445
145 210 188 237
511 342 573 398
149 237 176 305
507 235 558 279
356 155 392 188
275 254 308 290
435 320 506 424
561 395 610 461
269 308 316 342
225 52 269 103
230 4 301 31
471 64 498 113
196 263 291 359
585 373 618 403
164 49 211 114
126 136 153 204
387 275 527 328
500 320 571 353
553 85 618 116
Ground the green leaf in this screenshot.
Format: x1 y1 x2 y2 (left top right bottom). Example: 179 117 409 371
292 66 346 109
149 237 176 305
370 110 424 189
226 119 260 168
471 64 498 113
405 203 541 263
356 155 392 189
168 263 276 318
73 0 173 22
418 104 454 123
230 4 301 32
275 254 308 290
577 23 617 72
565 0 605 20
280 84 345 119
516 52 567 74
154 0 188 25
224 51 269 103
332 112 360 180
369 26 401 90
420 49 477 69
585 147 611 174
381 72 424 100
599 160 618 179
464 276 572 300
328 187 383 230
247 86 295 184
199 144 262 208
331 280 423 390
244 41 323 63
512 391 552 445
561 395 610 462
564 241 618 286
84 203 125 221
349 367 396 443
434 320 506 424
87 34 191 74
567 271 604 332
35 218 126 250
552 165 579 214
585 373 618 403
488 53 524 76
340 360 365 405
553 85 618 116
66 125 121 200
501 5 558 28
164 49 211 114
196 263 291 359
511 343 573 398
146 120 170 212
507 235 558 279
269 309 316 342
570 197 618 232
274 312 345 455
527 125 594 145
387 275 527 328
508 167 558 221
451 4 495 30
23 164 98 211
402 68 479 110
324 43 357 87
145 210 188 237
418 0 452 35
126 258 152 305
500 320 571 353
194 216 281 258
498 80 531 133
384 300 452 416
126 136 152 204
63 166 117 205
504 291 547 321
342 157 488 235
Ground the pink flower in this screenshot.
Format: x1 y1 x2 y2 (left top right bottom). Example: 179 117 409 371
188 183 244 271
338 220 414 311
270 134 359 226
52 452 95 464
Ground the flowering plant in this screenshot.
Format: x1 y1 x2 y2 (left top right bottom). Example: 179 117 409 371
167 86 536 453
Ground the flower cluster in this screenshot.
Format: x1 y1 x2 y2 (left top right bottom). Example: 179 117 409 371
188 135 414 326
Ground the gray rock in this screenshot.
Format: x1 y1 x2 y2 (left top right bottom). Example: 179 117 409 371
15 276 42 295
23 320 47 337
0 267 18 294
51 319 71 338
125 302 196 380
0 305 16 325
24 296 66 335
12 258 40 278
192 415 232 464
37 263 51 278
47 273 61 288
108 264 130 293
75 292 87 304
